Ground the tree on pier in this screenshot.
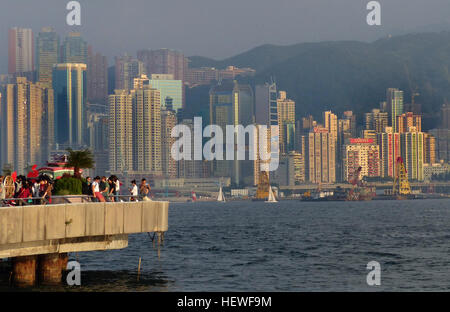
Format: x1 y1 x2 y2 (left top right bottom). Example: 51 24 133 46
65 148 95 179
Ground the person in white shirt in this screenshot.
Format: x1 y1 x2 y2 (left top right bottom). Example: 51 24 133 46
129 180 138 201
91 176 105 202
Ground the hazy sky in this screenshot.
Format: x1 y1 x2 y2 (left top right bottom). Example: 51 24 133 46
1 0 450 73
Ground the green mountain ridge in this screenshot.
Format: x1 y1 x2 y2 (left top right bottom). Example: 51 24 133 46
188 32 450 130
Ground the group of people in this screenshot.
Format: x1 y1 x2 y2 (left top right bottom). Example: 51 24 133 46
82 176 152 202
0 175 53 206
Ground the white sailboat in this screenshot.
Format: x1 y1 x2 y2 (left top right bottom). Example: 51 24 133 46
265 185 278 203
217 186 226 202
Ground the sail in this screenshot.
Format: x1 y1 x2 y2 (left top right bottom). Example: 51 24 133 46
217 187 226 202
266 186 278 203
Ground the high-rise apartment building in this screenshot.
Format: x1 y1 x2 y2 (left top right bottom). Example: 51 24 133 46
377 127 401 178
397 112 421 133
131 87 162 175
161 108 178 178
87 46 108 105
53 63 87 148
400 130 424 181
343 138 380 181
108 90 133 173
8 27 34 75
307 127 336 183
61 32 88 64
387 88 404 132
36 27 59 88
424 133 436 165
428 129 450 163
277 91 295 154
0 77 53 172
365 108 388 133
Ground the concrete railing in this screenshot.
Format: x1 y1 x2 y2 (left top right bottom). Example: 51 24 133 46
0 201 168 258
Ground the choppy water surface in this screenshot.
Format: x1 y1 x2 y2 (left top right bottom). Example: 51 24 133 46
3 199 450 291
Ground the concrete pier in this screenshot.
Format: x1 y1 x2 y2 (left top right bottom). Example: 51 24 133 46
0 201 169 286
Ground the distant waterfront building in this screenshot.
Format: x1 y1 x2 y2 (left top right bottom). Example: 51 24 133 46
176 119 204 179
36 27 59 88
115 54 144 90
365 108 388 133
343 138 380 181
8 27 34 75
397 112 421 133
377 127 401 178
400 129 424 181
0 77 53 171
307 127 336 184
61 32 88 64
272 152 305 186
52 63 87 148
424 133 436 165
277 91 295 154
423 162 450 181
161 108 178 178
387 88 404 132
429 128 450 163
87 46 108 106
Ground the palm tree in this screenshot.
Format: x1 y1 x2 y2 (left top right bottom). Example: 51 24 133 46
65 148 95 179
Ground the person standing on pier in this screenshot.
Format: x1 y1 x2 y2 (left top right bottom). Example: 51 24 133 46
92 176 105 202
140 178 151 201
130 180 138 201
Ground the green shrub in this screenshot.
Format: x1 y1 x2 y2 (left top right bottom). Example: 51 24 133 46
54 177 82 195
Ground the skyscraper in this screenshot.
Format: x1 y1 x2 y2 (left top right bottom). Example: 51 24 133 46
387 88 404 132
0 77 53 171
400 130 424 181
277 91 295 154
109 90 133 173
8 27 34 75
87 46 108 105
131 86 162 175
36 27 59 88
209 80 254 185
397 112 421 133
343 138 380 181
161 108 178 178
61 33 88 64
377 127 401 178
115 54 145 90
53 63 87 148
307 127 336 183
365 109 388 133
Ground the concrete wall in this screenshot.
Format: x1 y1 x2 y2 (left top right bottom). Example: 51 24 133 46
0 201 169 250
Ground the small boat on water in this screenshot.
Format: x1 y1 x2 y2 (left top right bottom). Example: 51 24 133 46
217 186 226 202
265 185 278 203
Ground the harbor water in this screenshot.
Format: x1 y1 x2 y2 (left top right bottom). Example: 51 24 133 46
2 199 450 291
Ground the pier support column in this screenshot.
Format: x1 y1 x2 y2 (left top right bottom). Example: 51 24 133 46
38 253 65 285
12 255 37 287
